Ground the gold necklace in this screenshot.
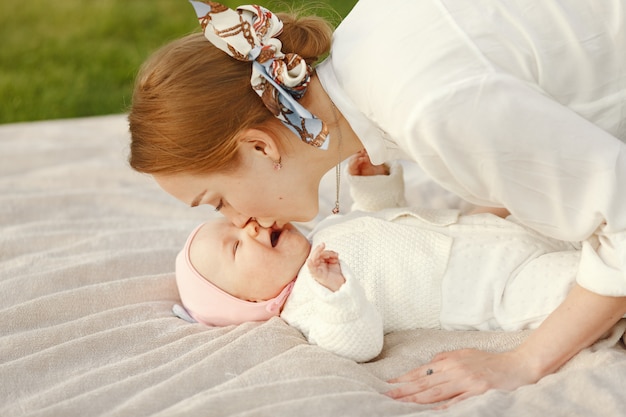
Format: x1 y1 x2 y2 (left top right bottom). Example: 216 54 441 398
330 103 342 214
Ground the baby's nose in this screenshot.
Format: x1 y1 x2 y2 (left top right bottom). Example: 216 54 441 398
244 219 260 236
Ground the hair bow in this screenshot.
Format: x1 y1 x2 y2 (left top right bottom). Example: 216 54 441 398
189 1 329 149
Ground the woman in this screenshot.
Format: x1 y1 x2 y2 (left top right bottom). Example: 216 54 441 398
128 0 626 408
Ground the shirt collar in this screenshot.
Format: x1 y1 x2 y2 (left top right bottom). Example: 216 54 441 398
316 59 389 165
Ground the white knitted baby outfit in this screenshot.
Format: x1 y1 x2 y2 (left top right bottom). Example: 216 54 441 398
281 208 458 362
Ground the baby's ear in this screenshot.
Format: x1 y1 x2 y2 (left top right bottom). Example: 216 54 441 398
172 304 197 323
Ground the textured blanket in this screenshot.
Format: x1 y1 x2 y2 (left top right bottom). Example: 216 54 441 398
1 115 625 417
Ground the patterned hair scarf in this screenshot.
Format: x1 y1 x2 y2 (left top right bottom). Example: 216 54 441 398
189 1 329 149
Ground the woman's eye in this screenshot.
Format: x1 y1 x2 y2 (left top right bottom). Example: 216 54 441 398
214 200 224 212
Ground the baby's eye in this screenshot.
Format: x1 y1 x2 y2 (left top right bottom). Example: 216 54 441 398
214 200 224 212
233 241 239 256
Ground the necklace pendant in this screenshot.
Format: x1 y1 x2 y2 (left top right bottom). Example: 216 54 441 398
332 205 340 215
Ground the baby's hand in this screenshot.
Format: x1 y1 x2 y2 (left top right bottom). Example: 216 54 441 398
307 243 345 292
348 149 389 176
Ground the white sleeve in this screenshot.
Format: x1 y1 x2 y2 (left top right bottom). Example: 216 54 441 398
302 262 384 363
394 73 626 296
347 161 407 212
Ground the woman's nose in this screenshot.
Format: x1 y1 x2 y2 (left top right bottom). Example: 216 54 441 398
222 207 251 228
256 218 275 228
232 215 251 228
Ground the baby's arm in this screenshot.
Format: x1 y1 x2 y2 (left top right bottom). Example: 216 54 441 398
347 150 407 211
295 245 384 362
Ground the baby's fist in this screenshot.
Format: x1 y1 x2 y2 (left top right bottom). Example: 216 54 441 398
348 149 389 176
307 243 345 292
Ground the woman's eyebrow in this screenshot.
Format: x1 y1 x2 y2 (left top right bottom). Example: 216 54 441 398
190 190 207 207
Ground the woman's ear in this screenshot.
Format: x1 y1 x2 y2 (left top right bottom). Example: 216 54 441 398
237 128 281 162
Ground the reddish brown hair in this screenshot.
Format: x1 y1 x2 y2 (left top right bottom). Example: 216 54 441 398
128 12 333 175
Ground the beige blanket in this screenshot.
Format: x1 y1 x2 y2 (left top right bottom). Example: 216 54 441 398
1 115 625 417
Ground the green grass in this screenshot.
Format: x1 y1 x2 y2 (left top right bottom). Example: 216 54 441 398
0 0 356 124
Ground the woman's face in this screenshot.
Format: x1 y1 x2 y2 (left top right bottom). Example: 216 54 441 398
153 146 321 228
190 218 311 301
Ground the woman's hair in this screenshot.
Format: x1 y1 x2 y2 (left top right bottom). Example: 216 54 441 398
128 12 333 175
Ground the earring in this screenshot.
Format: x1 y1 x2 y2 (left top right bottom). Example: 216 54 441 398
273 157 282 171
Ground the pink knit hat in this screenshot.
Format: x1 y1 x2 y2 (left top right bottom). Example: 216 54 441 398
175 223 294 326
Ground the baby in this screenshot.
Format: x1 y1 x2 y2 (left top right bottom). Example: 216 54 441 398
175 153 582 362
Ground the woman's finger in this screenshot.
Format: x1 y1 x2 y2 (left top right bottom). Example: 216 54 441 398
388 362 435 383
386 373 468 405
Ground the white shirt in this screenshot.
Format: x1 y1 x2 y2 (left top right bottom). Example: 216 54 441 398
317 0 626 296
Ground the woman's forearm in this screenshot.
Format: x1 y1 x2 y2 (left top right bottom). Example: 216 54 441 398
514 283 626 381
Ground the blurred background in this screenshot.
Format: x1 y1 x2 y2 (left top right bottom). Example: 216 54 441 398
0 0 357 124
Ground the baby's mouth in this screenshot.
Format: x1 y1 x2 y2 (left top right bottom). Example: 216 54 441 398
270 230 282 247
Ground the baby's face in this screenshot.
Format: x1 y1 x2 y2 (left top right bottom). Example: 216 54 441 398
189 218 311 302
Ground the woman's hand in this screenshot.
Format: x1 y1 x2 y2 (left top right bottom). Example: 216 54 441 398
386 285 626 408
385 348 539 409
307 243 345 292
348 149 389 176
